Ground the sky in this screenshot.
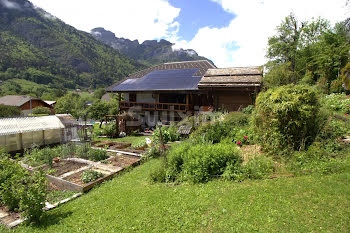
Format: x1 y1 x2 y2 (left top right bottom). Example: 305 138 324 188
28 0 349 67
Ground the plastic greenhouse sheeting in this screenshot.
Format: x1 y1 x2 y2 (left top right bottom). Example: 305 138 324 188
0 116 67 152
0 115 64 136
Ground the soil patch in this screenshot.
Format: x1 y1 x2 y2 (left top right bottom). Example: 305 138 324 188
108 155 140 168
42 160 87 177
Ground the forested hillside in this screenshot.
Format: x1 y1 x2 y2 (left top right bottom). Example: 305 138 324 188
0 0 145 98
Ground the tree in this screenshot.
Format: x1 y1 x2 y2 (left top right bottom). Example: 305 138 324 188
265 14 349 92
88 100 110 128
32 107 51 115
55 93 85 119
0 104 21 117
93 87 106 100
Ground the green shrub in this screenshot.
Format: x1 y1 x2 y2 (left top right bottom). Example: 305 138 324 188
103 122 117 138
145 145 162 159
190 121 228 144
0 158 47 222
252 85 322 154
242 105 255 114
23 146 55 167
0 104 21 117
154 124 180 144
81 169 104 183
87 148 108 161
223 156 274 181
321 93 350 114
19 170 47 222
149 161 167 183
160 141 241 183
32 107 51 115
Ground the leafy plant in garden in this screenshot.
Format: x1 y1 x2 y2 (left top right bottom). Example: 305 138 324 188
153 124 180 144
151 141 242 183
81 169 104 183
252 84 322 154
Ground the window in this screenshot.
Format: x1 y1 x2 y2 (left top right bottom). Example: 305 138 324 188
129 93 136 102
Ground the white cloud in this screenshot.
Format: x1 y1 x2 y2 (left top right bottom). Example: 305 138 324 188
30 0 180 42
0 0 22 9
29 0 349 67
172 0 349 67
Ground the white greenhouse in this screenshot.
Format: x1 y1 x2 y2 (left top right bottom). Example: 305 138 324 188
0 115 79 152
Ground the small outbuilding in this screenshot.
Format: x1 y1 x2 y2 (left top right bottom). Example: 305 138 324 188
0 95 54 116
0 115 79 152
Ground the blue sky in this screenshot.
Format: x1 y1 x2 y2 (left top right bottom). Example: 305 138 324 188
28 0 349 67
168 0 235 41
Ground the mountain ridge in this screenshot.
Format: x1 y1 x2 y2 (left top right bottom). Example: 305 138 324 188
91 27 213 66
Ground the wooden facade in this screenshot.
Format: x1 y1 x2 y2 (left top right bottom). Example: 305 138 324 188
107 61 262 126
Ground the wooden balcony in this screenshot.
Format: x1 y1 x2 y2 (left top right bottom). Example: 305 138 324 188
120 101 189 112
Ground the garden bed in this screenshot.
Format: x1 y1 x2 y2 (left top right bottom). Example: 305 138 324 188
106 154 141 168
42 160 88 177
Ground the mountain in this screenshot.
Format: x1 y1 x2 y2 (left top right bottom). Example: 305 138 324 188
0 0 145 93
91 27 213 66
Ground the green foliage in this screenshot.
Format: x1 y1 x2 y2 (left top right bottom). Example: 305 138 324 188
23 146 55 167
32 106 51 115
340 62 350 90
265 14 349 92
223 156 274 181
0 157 47 223
93 87 106 99
19 170 47 222
321 93 350 114
190 112 250 144
0 104 21 117
0 3 144 89
153 124 180 144
242 105 255 114
252 85 322 154
87 148 108 162
145 145 162 159
103 122 117 138
152 141 242 183
55 93 87 119
81 169 104 183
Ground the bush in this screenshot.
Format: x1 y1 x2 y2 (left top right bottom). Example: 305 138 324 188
321 93 350 114
87 148 108 161
154 124 180 144
81 169 104 183
252 85 322 154
242 105 255 114
23 146 55 167
157 141 242 183
145 145 162 159
0 158 47 222
32 107 51 115
20 170 47 222
103 122 117 138
0 104 21 117
190 121 228 144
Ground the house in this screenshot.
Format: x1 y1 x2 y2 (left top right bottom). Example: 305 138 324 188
44 100 57 108
107 60 262 127
0 95 54 116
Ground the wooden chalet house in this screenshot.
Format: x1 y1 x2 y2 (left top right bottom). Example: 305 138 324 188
107 60 262 126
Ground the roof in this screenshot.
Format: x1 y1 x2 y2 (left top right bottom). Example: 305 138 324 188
101 93 111 102
44 100 56 106
107 60 216 92
110 68 203 92
0 115 65 136
0 95 40 107
56 114 78 127
198 66 263 88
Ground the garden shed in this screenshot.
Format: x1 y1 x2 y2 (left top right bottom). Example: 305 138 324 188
0 115 78 152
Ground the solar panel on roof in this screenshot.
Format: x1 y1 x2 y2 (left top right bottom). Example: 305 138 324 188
112 68 202 91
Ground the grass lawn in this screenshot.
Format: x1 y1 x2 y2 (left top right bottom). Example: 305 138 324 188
3 159 350 233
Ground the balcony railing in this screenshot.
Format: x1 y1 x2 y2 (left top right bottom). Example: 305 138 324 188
120 101 189 112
